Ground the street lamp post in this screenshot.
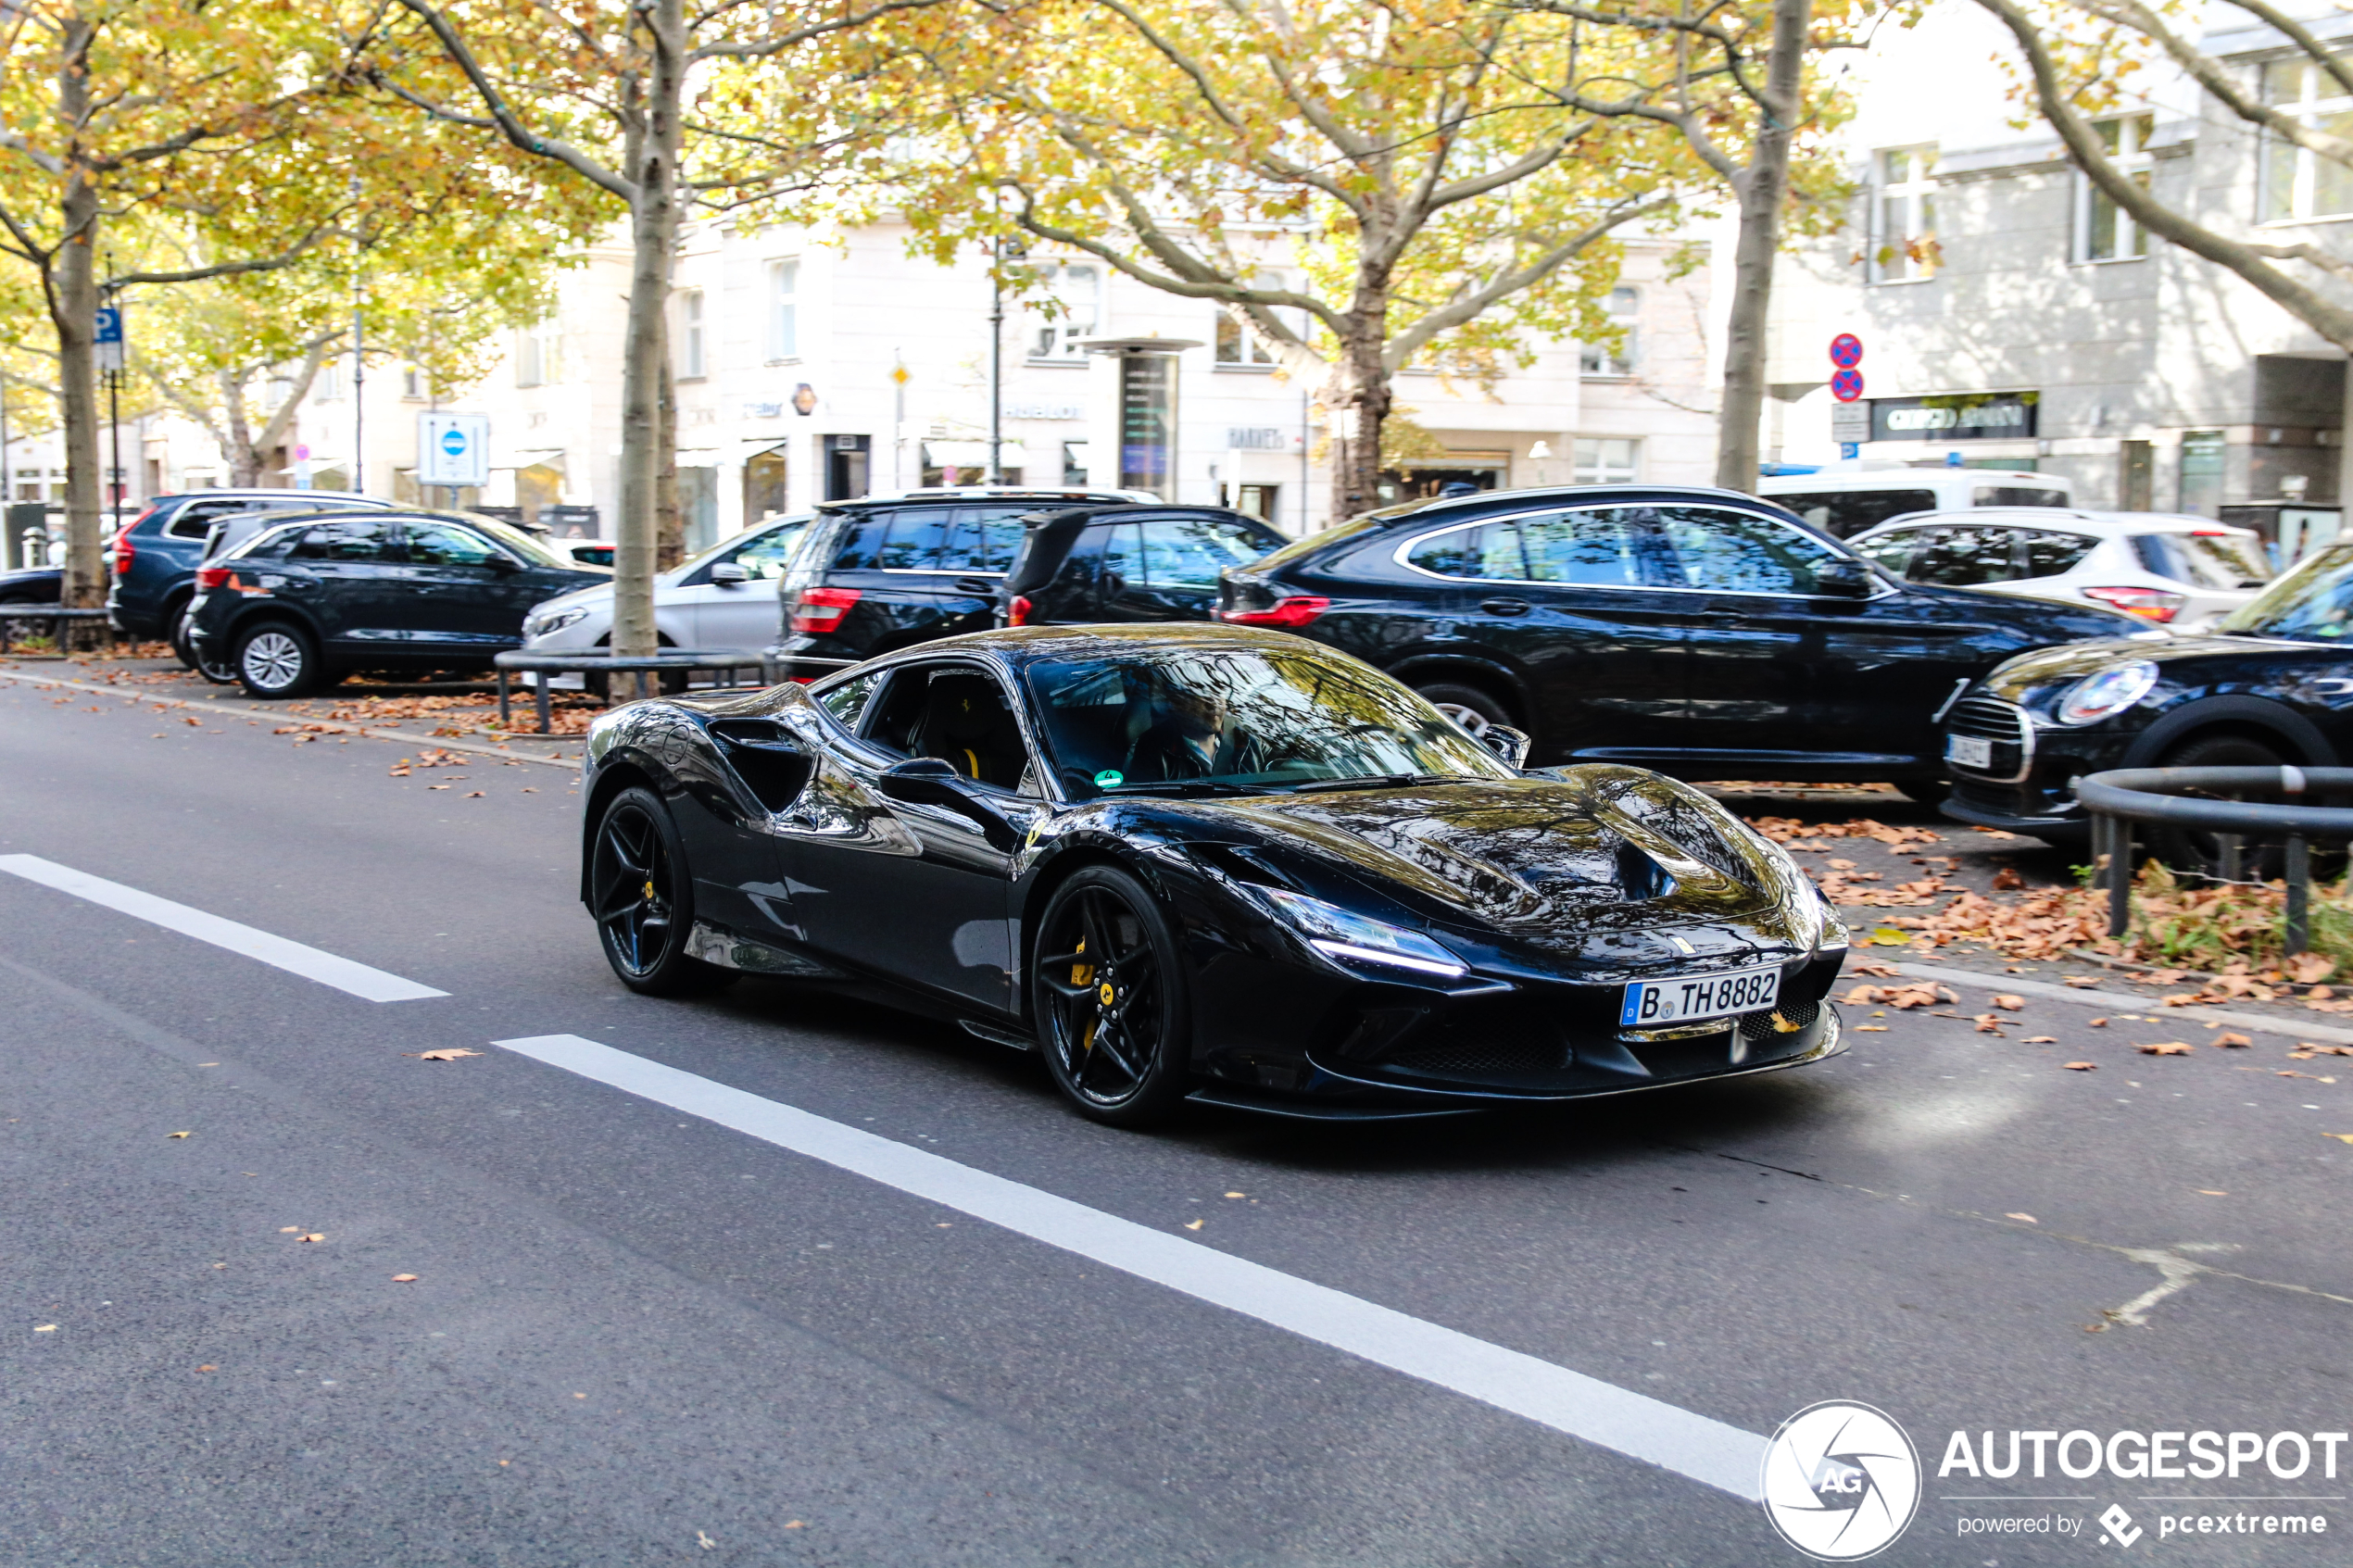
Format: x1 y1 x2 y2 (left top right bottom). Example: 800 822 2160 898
987 240 1004 485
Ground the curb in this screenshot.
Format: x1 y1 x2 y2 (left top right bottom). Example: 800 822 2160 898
1888 960 2353 1047
0 667 583 772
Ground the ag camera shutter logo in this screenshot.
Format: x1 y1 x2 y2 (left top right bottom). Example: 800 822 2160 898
1761 1400 1922 1560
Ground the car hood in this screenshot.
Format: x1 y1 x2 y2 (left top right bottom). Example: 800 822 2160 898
1167 767 1813 966
1982 632 2342 700
0 565 60 590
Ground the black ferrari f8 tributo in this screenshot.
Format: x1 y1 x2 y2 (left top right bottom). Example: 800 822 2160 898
579 624 1849 1124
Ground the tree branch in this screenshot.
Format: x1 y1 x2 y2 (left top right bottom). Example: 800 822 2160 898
388 0 635 201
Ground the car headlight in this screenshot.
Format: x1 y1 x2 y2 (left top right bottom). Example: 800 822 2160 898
527 606 590 637
1253 885 1467 979
2057 660 2158 725
1815 900 1850 955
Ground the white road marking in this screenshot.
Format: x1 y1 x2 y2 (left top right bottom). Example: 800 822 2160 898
494 1032 1768 1499
0 854 447 1002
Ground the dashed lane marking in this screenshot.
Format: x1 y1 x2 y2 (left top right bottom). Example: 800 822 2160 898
493 1032 1768 1499
0 855 447 1002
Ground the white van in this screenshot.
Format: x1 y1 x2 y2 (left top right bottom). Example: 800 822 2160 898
1759 466 2071 538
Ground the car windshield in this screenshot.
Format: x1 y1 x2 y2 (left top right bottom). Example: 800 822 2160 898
2133 531 2271 591
675 515 812 580
2217 543 2353 640
1024 647 1514 799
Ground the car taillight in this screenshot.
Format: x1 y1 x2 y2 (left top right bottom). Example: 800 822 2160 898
1007 595 1032 627
790 585 861 633
195 565 235 590
1219 595 1330 629
110 524 135 575
2082 585 2185 622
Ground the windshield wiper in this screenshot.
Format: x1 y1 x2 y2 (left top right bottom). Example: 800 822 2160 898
1288 772 1469 795
1100 780 1260 797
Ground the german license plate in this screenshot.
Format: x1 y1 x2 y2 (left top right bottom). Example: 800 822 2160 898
1620 964 1781 1027
1945 734 1994 771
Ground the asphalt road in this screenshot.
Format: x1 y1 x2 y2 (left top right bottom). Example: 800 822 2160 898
4 668 2348 1567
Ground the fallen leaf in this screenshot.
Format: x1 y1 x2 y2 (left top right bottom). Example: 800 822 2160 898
2289 952 2338 985
464 791 484 798
427 784 450 791
2327 1133 2353 1144
1223 1191 1245 1198
2214 1033 2253 1048
2139 1041 2196 1056
2064 975 2103 988
2089 1017 2109 1027
786 1521 805 1529
1991 994 2026 1010
279 1226 299 1234
2195 1190 2228 1197
698 1532 716 1550
391 1274 418 1284
1991 867 2025 890
166 1130 191 1138
1827 858 1856 870
1849 960 1900 977
32 1323 56 1332
2062 1060 2098 1071
196 1364 216 1371
1972 1013 2005 1034
1856 1024 1888 1031
2085 1322 2108 1333
2278 1071 2339 1082
2024 1035 2058 1044
2005 1212 2037 1223
299 1233 325 1243
404 1048 484 1061
1183 1219 1204 1231
1869 928 1911 946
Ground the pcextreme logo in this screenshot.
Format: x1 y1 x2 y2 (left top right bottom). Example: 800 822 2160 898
1761 1401 1924 1561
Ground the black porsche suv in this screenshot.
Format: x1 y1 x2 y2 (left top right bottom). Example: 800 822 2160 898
771 489 1149 673
1940 538 2353 861
1216 483 2142 791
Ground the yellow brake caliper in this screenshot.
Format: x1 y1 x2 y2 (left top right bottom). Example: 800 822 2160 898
1072 937 1095 1053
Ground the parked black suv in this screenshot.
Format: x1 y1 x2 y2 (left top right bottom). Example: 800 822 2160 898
772 489 1148 671
1217 483 2143 789
106 489 377 659
999 505 1283 628
185 509 607 697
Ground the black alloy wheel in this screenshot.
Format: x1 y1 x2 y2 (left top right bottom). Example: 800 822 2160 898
2152 733 2289 883
1032 865 1191 1125
1416 681 1512 740
233 621 323 698
590 786 733 995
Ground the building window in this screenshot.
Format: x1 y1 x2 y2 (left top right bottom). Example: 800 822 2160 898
1026 262 1101 360
313 358 342 402
516 321 560 387
1572 437 1640 483
678 289 706 379
1579 286 1641 377
1871 144 1938 282
765 259 799 362
2262 56 2353 220
401 364 425 400
1215 308 1277 367
2079 113 2152 260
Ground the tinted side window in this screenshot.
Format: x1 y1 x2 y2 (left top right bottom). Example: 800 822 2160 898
1908 527 2019 586
1101 522 1141 584
1519 509 1649 586
1405 521 1523 580
287 520 404 562
405 523 503 568
2019 530 2097 578
727 523 805 580
1973 485 2068 508
1653 506 1843 595
1141 517 1268 589
823 516 887 572
1773 490 1940 537
816 671 882 729
1855 530 1923 573
937 507 1026 572
167 502 246 539
877 508 953 571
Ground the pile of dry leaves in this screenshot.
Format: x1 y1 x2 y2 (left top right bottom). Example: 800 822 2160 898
291 690 601 737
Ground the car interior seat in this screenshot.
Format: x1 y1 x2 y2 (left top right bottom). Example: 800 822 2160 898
912 673 1027 788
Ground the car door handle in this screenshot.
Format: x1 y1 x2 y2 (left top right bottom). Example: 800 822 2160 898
1702 609 1751 625
1479 597 1530 617
952 577 995 595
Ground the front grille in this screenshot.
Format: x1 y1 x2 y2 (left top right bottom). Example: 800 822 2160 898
1944 696 2035 783
1387 1031 1565 1078
1739 997 1820 1044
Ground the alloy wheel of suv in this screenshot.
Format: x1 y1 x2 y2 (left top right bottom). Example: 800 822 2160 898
1416 681 1512 740
233 623 321 698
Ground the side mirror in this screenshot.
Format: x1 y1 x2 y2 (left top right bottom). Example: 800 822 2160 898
710 560 749 586
1479 723 1532 770
485 554 522 573
1812 558 1875 599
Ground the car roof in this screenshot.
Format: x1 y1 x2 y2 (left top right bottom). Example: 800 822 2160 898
1850 508 2258 539
1339 482 1803 531
1755 470 2060 493
844 621 1347 675
833 487 1152 508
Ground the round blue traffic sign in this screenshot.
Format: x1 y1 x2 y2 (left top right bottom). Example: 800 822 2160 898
441 427 468 457
1831 368 1865 403
1829 332 1862 369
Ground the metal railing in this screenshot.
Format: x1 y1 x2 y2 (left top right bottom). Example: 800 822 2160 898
0 605 116 647
2076 766 2353 955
